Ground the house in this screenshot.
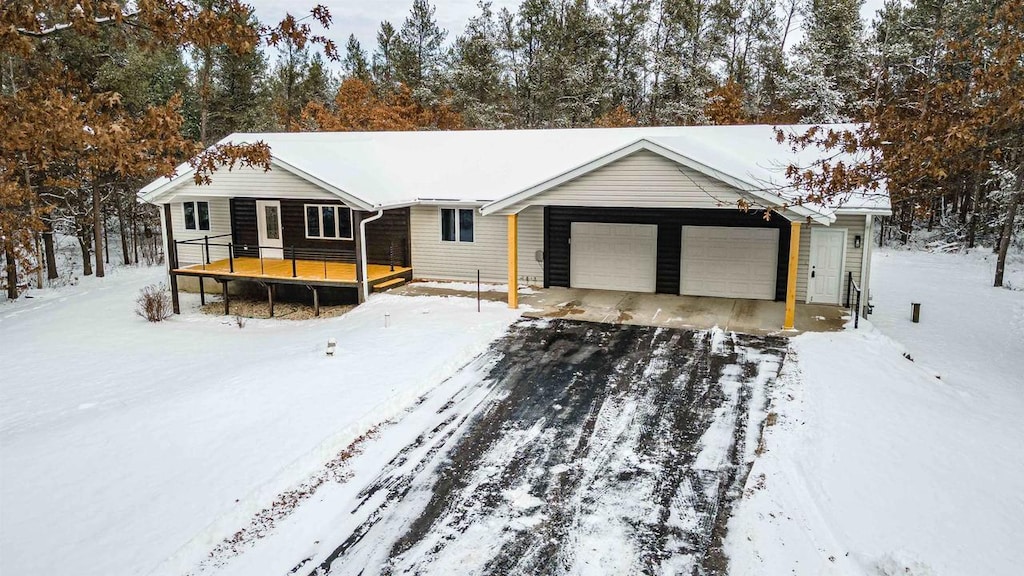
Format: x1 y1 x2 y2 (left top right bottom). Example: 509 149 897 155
139 125 891 329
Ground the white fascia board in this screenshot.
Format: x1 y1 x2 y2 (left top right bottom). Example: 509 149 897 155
834 206 894 217
413 199 487 207
480 138 832 224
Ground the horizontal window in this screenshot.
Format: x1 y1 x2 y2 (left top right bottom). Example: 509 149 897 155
183 201 210 231
304 204 353 240
441 208 474 243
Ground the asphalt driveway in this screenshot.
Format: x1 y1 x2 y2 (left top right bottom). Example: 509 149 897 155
308 319 787 576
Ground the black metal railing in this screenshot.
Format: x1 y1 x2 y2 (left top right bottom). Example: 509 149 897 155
173 236 361 281
846 271 862 329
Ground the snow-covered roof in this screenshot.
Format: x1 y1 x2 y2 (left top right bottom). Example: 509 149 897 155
139 125 891 218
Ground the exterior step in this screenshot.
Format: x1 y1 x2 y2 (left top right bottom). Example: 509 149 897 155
373 277 407 292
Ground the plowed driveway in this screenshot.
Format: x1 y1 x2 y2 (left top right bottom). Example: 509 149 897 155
311 319 787 575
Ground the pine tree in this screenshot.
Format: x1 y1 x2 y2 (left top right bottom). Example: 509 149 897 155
598 0 651 117
452 1 508 128
393 0 448 101
372 21 399 93
782 0 869 122
343 34 371 81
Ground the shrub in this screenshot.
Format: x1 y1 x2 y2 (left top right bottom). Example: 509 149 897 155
136 283 172 322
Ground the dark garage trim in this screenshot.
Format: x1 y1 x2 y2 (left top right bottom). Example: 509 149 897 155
544 206 792 301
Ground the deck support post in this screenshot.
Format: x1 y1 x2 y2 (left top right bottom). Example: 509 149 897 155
267 284 274 318
163 204 180 314
199 277 205 306
507 213 519 309
222 280 229 315
312 287 320 317
784 221 802 330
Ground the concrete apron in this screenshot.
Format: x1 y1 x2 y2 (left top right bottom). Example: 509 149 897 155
519 288 847 336
394 283 848 336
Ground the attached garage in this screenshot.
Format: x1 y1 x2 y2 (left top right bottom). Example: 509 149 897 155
569 222 657 292
680 226 779 300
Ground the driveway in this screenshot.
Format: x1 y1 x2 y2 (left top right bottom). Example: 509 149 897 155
301 319 787 576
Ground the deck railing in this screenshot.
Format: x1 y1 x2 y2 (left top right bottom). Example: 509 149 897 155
173 236 398 281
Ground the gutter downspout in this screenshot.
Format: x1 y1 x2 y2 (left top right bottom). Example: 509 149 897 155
359 209 385 302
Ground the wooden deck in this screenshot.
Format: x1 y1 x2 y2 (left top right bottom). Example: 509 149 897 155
173 257 412 288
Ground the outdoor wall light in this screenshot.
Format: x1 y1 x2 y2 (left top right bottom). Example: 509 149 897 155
854 235 862 248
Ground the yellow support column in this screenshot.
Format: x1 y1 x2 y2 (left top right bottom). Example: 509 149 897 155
507 213 519 309
784 221 802 330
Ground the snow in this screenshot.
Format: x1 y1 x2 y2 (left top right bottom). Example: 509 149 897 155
726 248 1024 576
139 125 887 216
0 267 521 576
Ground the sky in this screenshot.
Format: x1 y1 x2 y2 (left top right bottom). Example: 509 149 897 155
247 0 888 67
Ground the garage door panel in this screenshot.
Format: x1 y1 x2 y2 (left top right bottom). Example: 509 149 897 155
680 226 778 300
570 223 657 293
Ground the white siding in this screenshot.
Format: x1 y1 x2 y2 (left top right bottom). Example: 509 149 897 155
169 198 232 266
410 206 544 285
796 214 868 303
498 149 748 212
167 164 340 202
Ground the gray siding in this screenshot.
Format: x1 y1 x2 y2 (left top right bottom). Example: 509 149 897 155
497 150 748 213
796 214 869 303
167 164 339 202
168 198 232 265
410 206 544 285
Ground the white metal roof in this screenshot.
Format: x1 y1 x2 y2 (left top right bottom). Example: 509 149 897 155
139 124 891 217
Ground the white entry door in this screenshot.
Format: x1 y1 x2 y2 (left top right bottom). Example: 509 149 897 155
807 228 846 304
680 226 778 300
570 222 658 293
256 200 284 259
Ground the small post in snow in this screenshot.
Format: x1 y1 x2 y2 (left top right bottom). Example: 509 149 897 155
477 269 481 313
911 302 921 323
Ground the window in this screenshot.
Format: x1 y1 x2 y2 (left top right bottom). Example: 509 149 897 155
304 204 353 240
183 201 210 231
441 208 474 242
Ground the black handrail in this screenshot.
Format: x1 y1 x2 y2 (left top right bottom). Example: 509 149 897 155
846 271 862 329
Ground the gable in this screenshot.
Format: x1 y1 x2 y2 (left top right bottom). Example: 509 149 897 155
164 164 343 203
493 150 749 213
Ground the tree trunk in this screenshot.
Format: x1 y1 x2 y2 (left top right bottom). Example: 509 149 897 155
116 195 130 265
994 186 1022 287
966 176 982 249
131 203 139 264
34 233 43 288
78 231 93 276
42 218 58 281
4 236 18 300
92 186 104 278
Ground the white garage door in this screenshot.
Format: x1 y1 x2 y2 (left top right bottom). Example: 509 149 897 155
680 226 779 300
570 222 657 293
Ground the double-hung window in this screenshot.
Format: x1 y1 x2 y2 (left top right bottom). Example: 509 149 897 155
304 204 353 240
441 208 474 242
183 201 210 231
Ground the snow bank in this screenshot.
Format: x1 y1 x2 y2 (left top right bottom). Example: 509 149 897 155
726 249 1024 576
0 267 520 576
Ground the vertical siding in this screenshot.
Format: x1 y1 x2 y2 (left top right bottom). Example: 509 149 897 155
168 198 232 265
796 214 868 303
410 206 543 284
497 150 748 212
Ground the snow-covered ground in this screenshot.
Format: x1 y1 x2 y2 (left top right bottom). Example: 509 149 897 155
0 267 520 576
727 248 1024 576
